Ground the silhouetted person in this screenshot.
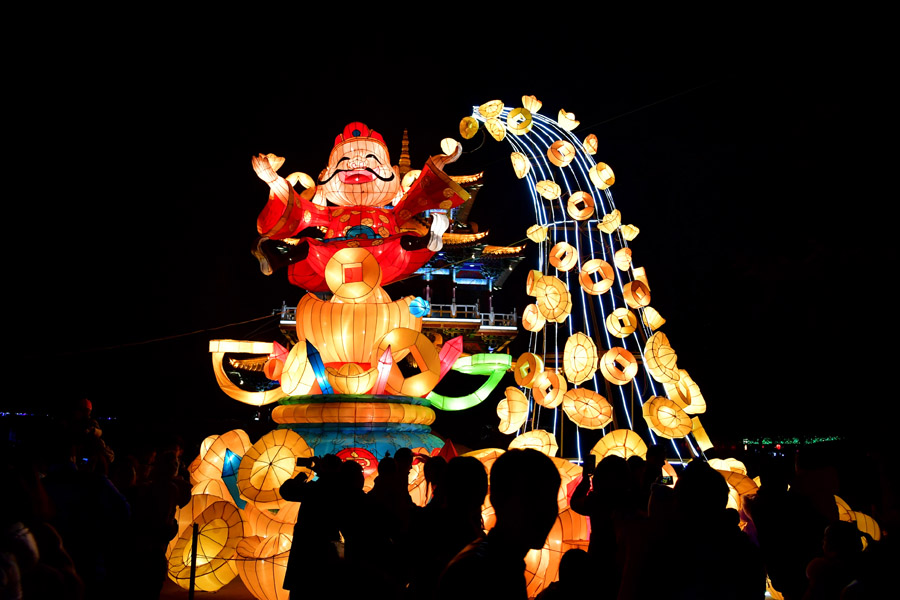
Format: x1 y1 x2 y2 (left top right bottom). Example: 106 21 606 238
436 449 561 600
803 521 862 600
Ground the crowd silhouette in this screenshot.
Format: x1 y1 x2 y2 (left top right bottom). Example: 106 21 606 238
2 399 897 599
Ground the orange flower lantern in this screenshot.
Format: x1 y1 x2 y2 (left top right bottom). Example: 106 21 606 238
548 140 576 167
566 191 595 220
579 259 615 295
599 347 638 386
589 162 615 189
644 332 680 384
597 209 621 233
507 107 533 135
514 352 545 387
606 307 638 338
622 280 651 309
509 429 559 457
522 303 546 332
590 429 648 461
549 242 578 271
168 497 245 591
498 387 529 434
583 134 598 155
537 276 572 323
614 247 633 271
237 430 314 509
532 369 568 409
641 396 692 439
563 332 598 385
562 388 613 429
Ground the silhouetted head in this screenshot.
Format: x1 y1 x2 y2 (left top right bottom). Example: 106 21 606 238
675 460 728 518
339 458 365 491
490 449 561 550
823 521 863 557
558 548 589 582
444 456 488 513
394 447 414 475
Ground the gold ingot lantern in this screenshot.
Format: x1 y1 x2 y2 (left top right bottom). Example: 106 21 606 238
644 332 680 384
620 224 640 241
614 248 632 271
562 388 612 429
522 94 542 113
401 169 421 192
641 306 666 330
566 192 595 221
563 332 598 385
286 171 316 189
597 209 621 233
459 116 479 139
527 224 548 243
606 307 638 338
479 100 504 119
623 281 651 309
507 107 533 135
522 303 546 332
641 396 692 439
557 109 579 131
511 152 531 179
537 276 572 323
548 140 576 167
549 242 578 271
497 387 529 434
509 429 559 457
237 430 313 509
632 266 649 289
485 118 506 141
583 134 598 155
514 352 544 387
664 369 706 414
536 180 561 200
599 347 638 386
324 247 383 302
326 363 379 395
579 259 615 295
589 162 615 189
372 327 441 397
591 429 648 461
532 369 567 409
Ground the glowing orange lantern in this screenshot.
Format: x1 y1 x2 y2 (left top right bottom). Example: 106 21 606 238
664 369 706 414
632 266 649 289
583 134 598 155
286 171 316 189
459 116 479 139
324 247 383 302
597 209 621 233
372 327 441 397
236 533 292 600
537 276 572 323
641 306 665 330
549 242 578 271
527 224 548 242
641 396 692 439
644 332 680 384
579 259 615 295
325 362 378 395
440 138 460 156
599 347 638 386
591 429 648 461
622 280 651 308
498 387 529 434
536 180 561 200
606 307 638 338
614 247 632 271
507 107 533 135
566 191 595 220
522 303 546 332
589 162 615 189
526 269 545 297
511 152 531 179
548 140 576 167
532 369 567 408
514 352 544 386
563 332 598 385
522 94 542 113
479 100 504 118
562 388 613 429
237 430 313 509
690 417 714 451
557 109 579 131
192 430 253 485
620 224 640 241
846 510 881 548
509 429 559 457
168 497 244 591
485 118 506 141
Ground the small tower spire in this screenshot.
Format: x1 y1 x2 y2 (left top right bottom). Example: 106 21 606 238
399 128 411 177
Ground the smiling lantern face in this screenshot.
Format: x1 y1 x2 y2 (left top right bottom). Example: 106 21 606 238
318 134 401 207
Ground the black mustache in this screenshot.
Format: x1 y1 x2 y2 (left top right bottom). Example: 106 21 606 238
318 167 396 185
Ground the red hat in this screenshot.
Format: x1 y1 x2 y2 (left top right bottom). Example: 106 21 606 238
333 122 386 148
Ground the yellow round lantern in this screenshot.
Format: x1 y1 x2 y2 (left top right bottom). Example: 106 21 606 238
597 209 621 234
582 134 598 155
590 429 648 461
511 152 531 179
507 107 533 135
614 247 632 271
549 242 578 271
623 280 651 309
566 191 595 221
641 396 692 439
522 94 542 113
527 224 548 243
485 117 506 141
557 109 579 131
536 180 561 200
579 259 615 295
563 332 598 385
548 140 576 167
599 347 638 386
509 429 559 457
522 303 546 332
532 369 567 409
459 116 479 139
641 306 666 330
589 162 615 189
606 307 638 338
644 332 680 384
562 388 613 429
498 387 529 434
479 99 504 118
514 352 545 387
324 247 383 302
537 276 572 323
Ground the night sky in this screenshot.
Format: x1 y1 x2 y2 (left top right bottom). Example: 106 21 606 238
9 25 894 454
